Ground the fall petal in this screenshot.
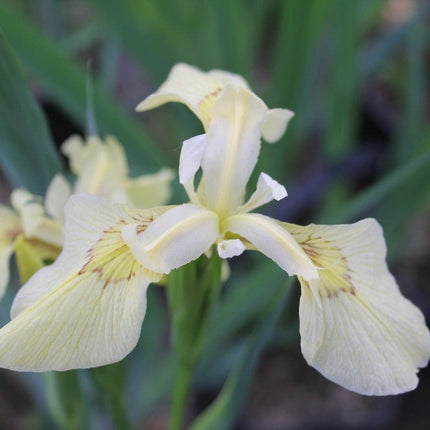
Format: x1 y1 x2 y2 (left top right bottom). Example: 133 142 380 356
284 218 430 395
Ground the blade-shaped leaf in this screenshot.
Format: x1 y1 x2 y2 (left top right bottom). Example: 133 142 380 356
0 29 63 193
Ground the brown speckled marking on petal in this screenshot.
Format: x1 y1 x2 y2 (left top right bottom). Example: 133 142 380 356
79 216 157 283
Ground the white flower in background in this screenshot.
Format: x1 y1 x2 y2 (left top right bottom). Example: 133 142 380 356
0 64 428 397
0 135 174 298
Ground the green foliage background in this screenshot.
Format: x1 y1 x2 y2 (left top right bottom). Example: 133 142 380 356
0 1 429 429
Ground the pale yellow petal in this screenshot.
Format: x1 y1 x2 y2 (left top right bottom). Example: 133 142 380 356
0 206 22 298
262 108 294 143
123 204 219 274
223 213 317 280
125 168 174 208
45 174 72 220
0 196 168 371
10 190 63 248
201 86 268 216
283 219 430 395
136 63 249 129
11 194 166 317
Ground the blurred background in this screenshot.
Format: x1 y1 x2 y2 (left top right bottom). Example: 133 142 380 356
0 0 429 429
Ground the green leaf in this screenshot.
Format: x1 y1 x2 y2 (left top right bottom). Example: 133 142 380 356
0 29 63 193
44 371 86 430
0 3 169 174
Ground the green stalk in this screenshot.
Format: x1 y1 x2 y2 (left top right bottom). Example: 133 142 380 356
168 361 193 430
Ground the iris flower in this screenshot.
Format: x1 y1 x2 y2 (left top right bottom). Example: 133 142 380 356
0 135 173 297
0 64 428 397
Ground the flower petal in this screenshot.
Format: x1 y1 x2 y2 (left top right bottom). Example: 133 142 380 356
223 213 317 280
11 194 164 317
0 270 152 371
0 196 166 371
239 172 287 214
136 63 249 130
0 244 13 299
62 135 129 203
45 174 72 220
122 204 219 274
262 108 294 143
125 168 174 208
11 189 63 248
217 239 245 259
201 86 268 216
284 218 430 395
179 134 207 202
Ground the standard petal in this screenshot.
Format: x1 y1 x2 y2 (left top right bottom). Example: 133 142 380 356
284 218 430 395
136 63 249 130
262 108 294 143
179 134 207 201
125 168 174 208
45 174 72 220
201 86 268 216
62 135 128 203
122 204 219 274
239 172 287 214
223 213 317 280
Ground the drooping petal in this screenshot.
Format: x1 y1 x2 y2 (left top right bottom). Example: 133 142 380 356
262 108 294 143
136 63 249 130
0 195 165 371
122 204 219 274
223 213 317 280
201 86 268 216
11 194 165 317
283 218 430 395
239 172 287 214
179 134 207 202
125 168 174 208
45 174 72 220
11 189 63 248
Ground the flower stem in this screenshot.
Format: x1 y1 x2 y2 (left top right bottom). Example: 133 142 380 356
168 360 193 430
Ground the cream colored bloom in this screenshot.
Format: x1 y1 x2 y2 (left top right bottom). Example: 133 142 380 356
0 135 173 298
0 65 428 397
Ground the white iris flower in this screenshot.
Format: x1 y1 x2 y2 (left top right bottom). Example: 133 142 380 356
0 64 428 397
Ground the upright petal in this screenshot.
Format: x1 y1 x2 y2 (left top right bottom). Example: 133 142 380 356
45 174 72 220
125 168 174 208
0 195 165 371
62 135 128 203
122 204 219 274
283 219 430 395
136 63 249 130
201 86 268 216
223 213 317 280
